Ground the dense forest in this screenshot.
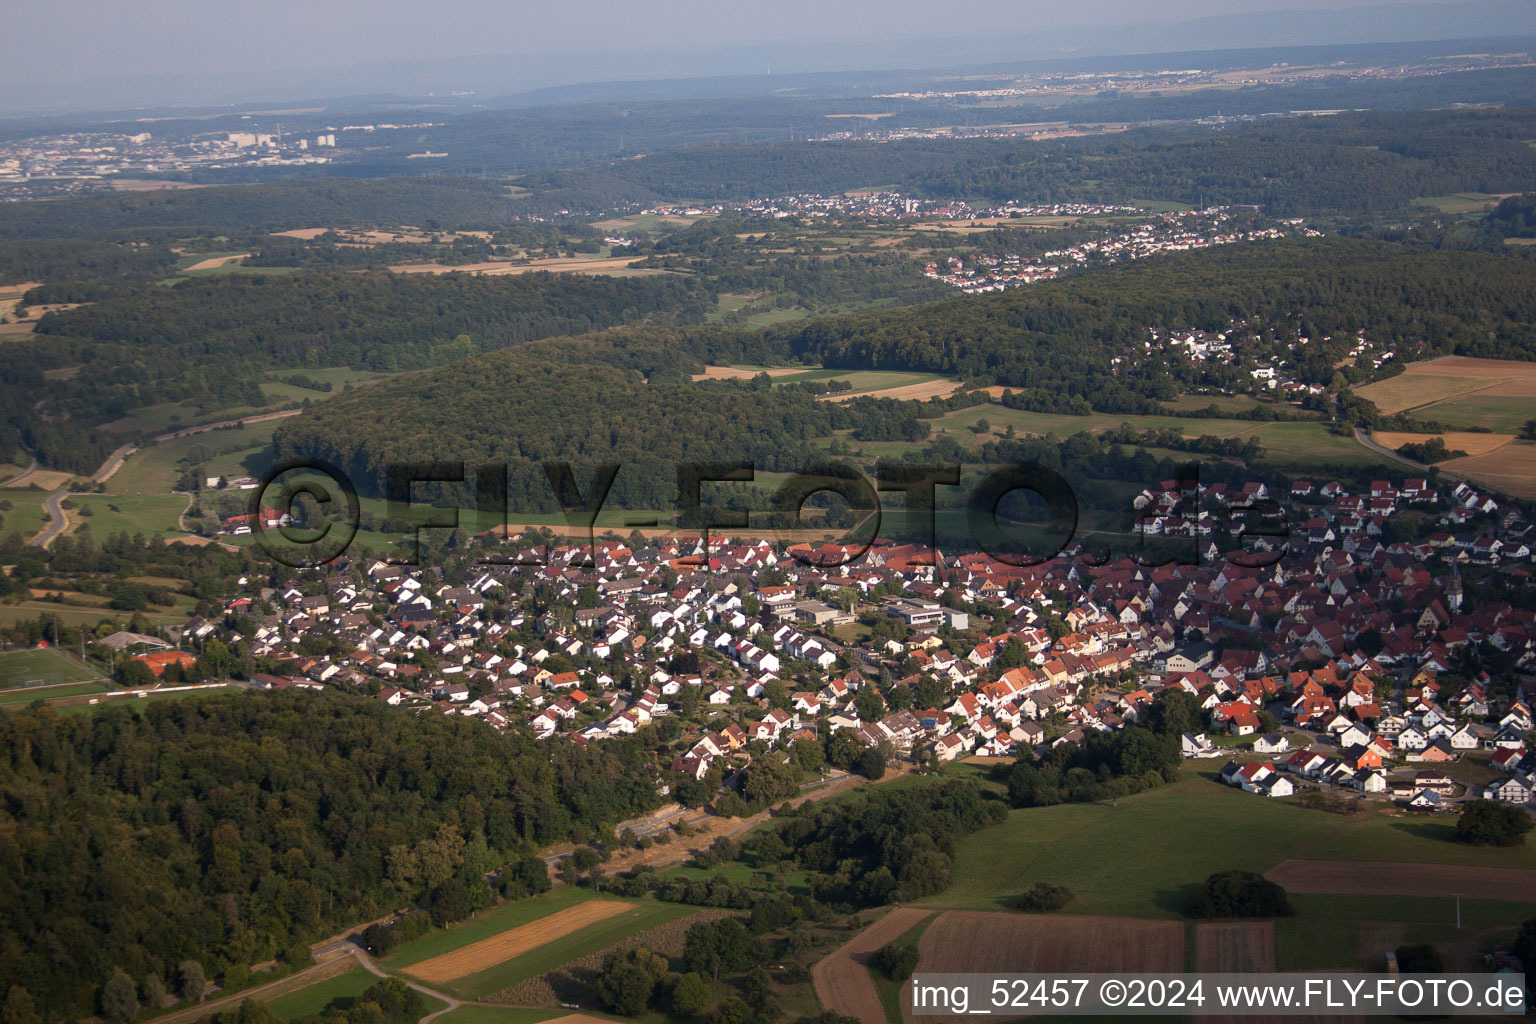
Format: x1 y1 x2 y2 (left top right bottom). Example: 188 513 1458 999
0 179 535 241
269 356 856 511
777 238 1536 400
517 108 1536 217
0 691 669 1018
267 236 1536 500
5 270 710 473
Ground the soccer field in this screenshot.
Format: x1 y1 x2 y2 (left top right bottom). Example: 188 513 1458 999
0 648 98 689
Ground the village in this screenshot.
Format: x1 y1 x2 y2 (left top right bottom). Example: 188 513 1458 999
921 208 1318 293
126 465 1536 826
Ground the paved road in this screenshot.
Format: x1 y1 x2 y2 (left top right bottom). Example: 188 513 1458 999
28 443 139 548
0 456 37 487
147 940 460 1024
155 407 303 441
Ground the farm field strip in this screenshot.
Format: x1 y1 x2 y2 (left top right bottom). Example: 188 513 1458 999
404 899 634 983
1370 431 1514 457
1264 859 1536 901
812 908 932 1024
906 913 1184 1024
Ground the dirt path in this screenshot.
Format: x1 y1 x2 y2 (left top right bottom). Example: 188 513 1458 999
813 908 932 1024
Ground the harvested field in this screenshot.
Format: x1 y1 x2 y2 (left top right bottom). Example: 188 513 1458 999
1441 440 1536 500
1480 375 1536 398
1265 859 1536 901
915 912 1184 974
1198 921 1362 1024
183 253 251 272
270 227 328 239
1196 921 1276 972
1353 356 1536 414
1353 374 1506 414
1370 431 1514 458
692 365 813 381
813 908 932 1024
7 469 73 490
820 379 963 402
1407 356 1536 378
907 913 1184 1024
389 256 654 277
405 899 633 984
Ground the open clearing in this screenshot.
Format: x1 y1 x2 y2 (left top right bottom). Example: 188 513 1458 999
404 899 633 984
691 364 815 381
820 378 964 402
812 908 931 1024
1265 859 1536 901
389 256 657 277
1370 431 1514 458
183 253 251 272
1441 440 1536 499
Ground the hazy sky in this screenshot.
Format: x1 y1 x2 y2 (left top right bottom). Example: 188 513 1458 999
0 0 1498 85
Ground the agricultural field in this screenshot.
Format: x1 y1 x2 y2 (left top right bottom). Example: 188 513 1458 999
0 647 98 689
813 908 931 1024
1409 192 1520 214
906 913 1186 1024
263 966 379 1020
1371 431 1515 458
48 685 245 716
921 767 1536 920
1352 355 1536 415
1442 440 1536 499
1413 393 1536 434
406 900 635 984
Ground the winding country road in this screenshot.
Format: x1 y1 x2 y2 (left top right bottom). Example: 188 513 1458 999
146 940 460 1024
28 443 139 548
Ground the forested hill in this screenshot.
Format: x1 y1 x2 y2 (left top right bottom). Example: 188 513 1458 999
33 270 711 373
7 269 711 474
268 237 1536 499
771 238 1536 407
270 356 856 511
519 108 1536 216
0 691 668 1019
0 178 532 240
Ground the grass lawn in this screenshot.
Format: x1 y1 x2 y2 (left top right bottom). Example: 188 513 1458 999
923 767 1536 920
0 488 52 543
63 493 193 541
0 647 98 688
0 602 187 628
264 967 379 1020
384 888 601 969
49 685 245 716
440 901 697 1001
0 680 109 705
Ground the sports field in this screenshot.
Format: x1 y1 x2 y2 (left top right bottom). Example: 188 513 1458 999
0 647 98 689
